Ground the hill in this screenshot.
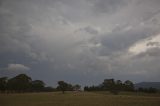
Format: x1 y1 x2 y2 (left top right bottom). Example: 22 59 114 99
135 82 160 89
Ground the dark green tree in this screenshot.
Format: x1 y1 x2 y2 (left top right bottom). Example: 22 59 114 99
0 77 8 93
31 80 45 92
102 79 120 94
124 80 134 91
84 86 89 91
57 81 68 94
66 83 74 91
73 84 81 91
7 74 32 92
102 79 115 90
116 80 123 91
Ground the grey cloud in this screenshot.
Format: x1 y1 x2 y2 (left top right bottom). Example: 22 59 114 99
6 64 30 71
78 26 99 35
97 27 157 56
92 0 128 14
0 0 160 86
0 63 30 78
100 49 160 82
136 48 160 57
146 42 160 47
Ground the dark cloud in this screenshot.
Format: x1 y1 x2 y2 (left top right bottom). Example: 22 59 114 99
97 27 158 56
0 0 160 86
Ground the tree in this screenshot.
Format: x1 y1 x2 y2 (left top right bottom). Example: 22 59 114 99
102 79 115 90
84 86 89 91
102 79 120 94
43 86 56 92
124 80 134 91
57 81 68 94
73 84 81 91
116 80 123 91
7 74 32 92
31 80 45 92
0 77 7 93
66 84 74 91
138 87 158 93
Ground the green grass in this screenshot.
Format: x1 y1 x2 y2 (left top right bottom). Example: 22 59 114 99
0 92 160 106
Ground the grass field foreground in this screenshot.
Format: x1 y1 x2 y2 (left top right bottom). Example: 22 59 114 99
0 92 160 106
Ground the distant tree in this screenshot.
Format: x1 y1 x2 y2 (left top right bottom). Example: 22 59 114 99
66 83 74 91
102 79 115 90
102 79 118 94
148 87 158 93
1 74 56 93
138 87 158 93
73 84 81 91
7 74 32 92
57 81 68 94
109 80 124 94
84 86 89 91
7 78 16 92
84 79 135 94
102 79 122 94
116 80 122 87
124 80 134 91
31 80 45 92
0 77 8 93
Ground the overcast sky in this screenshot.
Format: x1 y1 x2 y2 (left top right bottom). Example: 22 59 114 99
0 0 160 86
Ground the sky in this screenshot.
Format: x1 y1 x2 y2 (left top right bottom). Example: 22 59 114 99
0 0 160 86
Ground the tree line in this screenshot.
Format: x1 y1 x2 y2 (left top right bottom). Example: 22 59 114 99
0 74 158 94
84 79 134 94
0 74 54 93
0 74 81 93
84 79 158 94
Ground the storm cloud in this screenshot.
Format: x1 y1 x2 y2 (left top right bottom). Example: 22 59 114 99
0 0 160 86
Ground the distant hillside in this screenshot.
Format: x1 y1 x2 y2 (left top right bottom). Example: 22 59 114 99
135 82 160 89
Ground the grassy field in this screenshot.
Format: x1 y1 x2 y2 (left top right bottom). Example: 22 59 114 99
0 92 160 106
